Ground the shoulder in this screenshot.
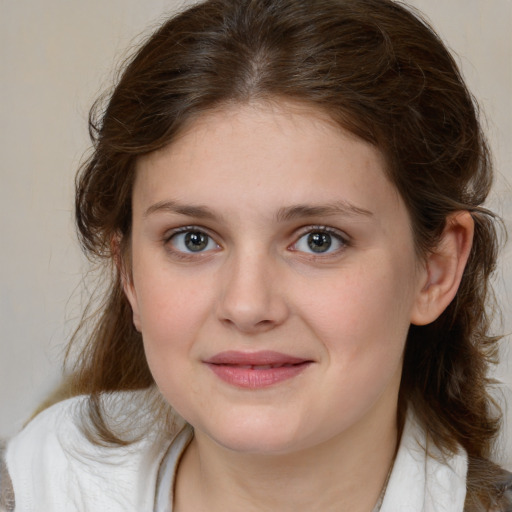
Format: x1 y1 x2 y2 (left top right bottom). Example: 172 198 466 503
3 397 84 511
380 409 468 512
4 392 173 512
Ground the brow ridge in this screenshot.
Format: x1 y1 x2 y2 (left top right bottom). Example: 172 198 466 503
275 202 373 222
144 199 373 222
144 200 217 219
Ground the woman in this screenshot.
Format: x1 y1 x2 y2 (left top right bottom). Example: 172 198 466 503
2 0 511 510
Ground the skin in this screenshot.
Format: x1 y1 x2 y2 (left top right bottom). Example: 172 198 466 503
124 101 473 512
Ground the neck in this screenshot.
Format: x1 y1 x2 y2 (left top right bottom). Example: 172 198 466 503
174 403 399 512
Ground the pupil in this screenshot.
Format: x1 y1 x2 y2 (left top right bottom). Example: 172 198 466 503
185 232 207 251
307 232 331 253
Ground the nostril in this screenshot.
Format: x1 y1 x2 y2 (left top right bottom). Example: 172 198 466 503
220 317 275 331
256 319 273 327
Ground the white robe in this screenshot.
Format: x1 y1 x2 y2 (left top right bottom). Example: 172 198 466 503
2 394 468 511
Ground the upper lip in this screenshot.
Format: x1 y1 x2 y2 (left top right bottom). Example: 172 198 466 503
204 350 311 366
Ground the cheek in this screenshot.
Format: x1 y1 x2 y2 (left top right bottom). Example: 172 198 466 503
134 275 213 413
132 245 205 327
295 259 415 366
131 263 212 365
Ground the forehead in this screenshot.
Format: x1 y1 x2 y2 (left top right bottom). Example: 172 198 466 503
133 101 404 223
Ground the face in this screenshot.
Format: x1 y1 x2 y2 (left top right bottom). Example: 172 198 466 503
125 102 427 455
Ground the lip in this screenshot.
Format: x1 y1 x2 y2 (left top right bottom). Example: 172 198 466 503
204 351 313 389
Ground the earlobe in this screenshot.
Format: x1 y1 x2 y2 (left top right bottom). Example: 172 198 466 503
410 211 474 326
122 276 142 332
112 234 142 332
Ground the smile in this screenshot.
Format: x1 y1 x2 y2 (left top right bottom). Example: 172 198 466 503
204 351 313 389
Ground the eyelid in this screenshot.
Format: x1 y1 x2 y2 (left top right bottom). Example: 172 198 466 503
164 223 219 239
296 224 349 238
165 224 209 239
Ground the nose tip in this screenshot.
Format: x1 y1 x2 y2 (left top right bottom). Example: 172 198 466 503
216 257 289 334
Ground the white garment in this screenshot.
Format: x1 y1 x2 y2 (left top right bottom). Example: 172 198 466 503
380 413 467 511
4 394 468 511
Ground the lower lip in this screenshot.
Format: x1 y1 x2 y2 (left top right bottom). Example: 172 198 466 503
206 363 311 389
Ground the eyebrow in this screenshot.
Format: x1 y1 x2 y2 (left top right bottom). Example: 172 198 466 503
144 200 218 219
144 199 373 221
275 202 373 222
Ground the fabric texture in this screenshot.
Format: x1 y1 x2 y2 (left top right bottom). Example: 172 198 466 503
380 413 468 511
4 394 181 512
1 393 506 511
0 441 15 512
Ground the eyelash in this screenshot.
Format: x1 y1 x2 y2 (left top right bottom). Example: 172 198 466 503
163 225 350 259
290 225 349 257
163 226 221 260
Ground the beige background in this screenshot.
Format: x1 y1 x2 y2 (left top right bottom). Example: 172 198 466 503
1 0 511 462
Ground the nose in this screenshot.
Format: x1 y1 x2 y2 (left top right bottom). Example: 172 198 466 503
216 250 289 334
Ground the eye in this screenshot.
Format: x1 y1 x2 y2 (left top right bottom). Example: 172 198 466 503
292 229 346 255
168 230 219 253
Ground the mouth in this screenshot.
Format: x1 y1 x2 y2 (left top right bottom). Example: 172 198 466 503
204 351 313 389
223 363 301 370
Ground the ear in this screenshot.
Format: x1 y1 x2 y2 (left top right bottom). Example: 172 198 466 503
112 234 142 332
410 211 474 326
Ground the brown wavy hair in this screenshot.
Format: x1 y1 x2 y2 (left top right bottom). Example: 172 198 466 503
66 0 506 508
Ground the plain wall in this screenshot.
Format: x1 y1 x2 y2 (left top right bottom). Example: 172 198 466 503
1 0 511 463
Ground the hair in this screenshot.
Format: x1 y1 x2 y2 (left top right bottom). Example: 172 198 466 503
66 0 506 508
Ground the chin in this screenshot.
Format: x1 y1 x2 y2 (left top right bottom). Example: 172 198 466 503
196 413 317 455
214 431 302 455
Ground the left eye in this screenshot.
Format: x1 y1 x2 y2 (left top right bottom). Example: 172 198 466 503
293 230 345 254
169 230 219 253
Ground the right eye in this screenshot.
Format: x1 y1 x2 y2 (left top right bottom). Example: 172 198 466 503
168 230 219 253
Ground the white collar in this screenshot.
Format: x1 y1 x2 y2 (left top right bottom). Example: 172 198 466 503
154 412 468 512
380 411 467 512
155 425 193 512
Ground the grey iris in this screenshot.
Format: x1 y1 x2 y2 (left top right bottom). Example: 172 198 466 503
185 232 208 251
307 232 332 253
